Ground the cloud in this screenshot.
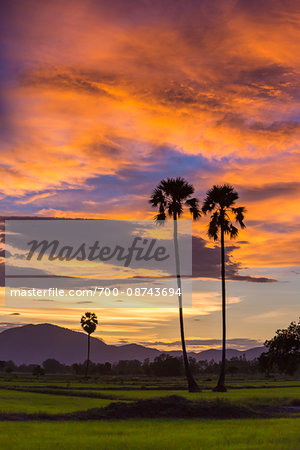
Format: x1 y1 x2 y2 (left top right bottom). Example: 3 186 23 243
0 322 25 332
0 0 299 275
139 338 263 350
17 193 55 205
244 309 293 322
21 67 116 98
192 236 276 282
239 182 300 202
0 216 276 285
76 301 94 304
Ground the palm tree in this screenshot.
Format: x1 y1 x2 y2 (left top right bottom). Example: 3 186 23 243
202 184 246 392
150 177 201 392
81 312 98 377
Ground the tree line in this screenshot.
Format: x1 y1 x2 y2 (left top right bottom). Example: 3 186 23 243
0 354 271 377
1 348 299 377
2 318 298 378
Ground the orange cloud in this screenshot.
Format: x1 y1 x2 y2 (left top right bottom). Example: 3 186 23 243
1 0 300 268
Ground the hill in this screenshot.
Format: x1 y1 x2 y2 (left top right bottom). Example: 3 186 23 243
0 324 264 365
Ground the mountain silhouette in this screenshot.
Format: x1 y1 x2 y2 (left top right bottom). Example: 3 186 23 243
0 324 264 365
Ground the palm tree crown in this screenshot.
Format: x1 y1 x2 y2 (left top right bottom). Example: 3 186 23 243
149 177 201 221
202 184 246 240
81 312 98 335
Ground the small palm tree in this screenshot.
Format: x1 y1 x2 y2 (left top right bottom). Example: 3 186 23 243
150 177 201 392
81 312 98 377
202 184 246 392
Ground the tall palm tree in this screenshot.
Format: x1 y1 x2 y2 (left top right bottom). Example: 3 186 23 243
202 184 246 392
81 312 98 377
150 177 201 392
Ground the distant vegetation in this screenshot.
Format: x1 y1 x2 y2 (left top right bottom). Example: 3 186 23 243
1 319 298 378
0 354 284 377
259 318 300 375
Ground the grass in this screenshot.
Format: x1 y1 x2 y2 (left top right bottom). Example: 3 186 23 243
0 375 298 448
0 389 116 414
0 418 299 449
41 386 297 405
0 378 299 414
1 374 299 390
0 389 298 421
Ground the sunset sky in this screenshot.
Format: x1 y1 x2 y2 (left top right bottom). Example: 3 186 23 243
0 0 299 352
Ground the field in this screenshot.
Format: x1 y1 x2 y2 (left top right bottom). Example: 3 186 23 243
0 388 115 414
0 418 300 449
0 374 299 449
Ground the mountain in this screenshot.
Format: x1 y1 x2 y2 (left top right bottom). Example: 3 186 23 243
196 348 241 362
242 347 266 360
194 347 265 362
0 324 160 365
0 324 264 365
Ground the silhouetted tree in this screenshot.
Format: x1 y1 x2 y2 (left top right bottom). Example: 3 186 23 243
258 352 273 377
98 362 112 375
150 177 201 392
113 359 142 375
151 353 183 376
80 312 98 377
142 358 152 376
202 184 245 391
5 360 16 374
42 358 65 374
32 365 44 377
259 319 300 375
72 363 83 375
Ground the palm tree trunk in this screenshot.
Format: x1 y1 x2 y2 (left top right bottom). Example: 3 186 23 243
173 214 200 392
214 223 227 392
85 333 90 378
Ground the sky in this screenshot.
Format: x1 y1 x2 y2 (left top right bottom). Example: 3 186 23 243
0 0 299 352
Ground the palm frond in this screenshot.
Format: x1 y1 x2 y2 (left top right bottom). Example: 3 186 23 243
203 184 246 241
168 201 183 218
150 177 198 221
232 206 246 228
155 212 166 222
185 198 201 221
202 189 216 213
208 211 220 240
149 188 165 207
81 312 98 335
159 177 194 200
228 224 239 239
